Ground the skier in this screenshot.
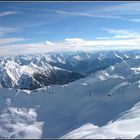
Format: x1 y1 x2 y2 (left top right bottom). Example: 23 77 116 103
90 90 94 97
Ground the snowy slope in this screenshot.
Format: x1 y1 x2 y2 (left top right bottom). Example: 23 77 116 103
63 102 140 139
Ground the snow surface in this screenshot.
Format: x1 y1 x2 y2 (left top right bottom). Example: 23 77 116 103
63 102 140 139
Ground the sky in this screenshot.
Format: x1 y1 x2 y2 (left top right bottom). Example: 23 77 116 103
1 2 140 56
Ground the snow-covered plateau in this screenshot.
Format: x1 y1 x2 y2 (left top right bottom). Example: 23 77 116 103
0 50 140 138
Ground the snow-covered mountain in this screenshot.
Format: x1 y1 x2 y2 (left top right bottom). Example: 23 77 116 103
1 50 140 138
0 50 134 90
0 55 84 90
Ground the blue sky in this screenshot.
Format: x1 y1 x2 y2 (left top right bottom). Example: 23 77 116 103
1 2 140 56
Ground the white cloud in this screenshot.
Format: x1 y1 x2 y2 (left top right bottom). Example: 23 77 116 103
103 28 140 39
45 41 54 46
56 3 140 23
56 10 123 20
0 38 26 45
129 19 140 23
96 37 111 40
64 38 140 47
44 37 140 51
2 37 140 56
103 28 134 35
91 2 140 18
0 11 18 17
0 27 18 36
2 28 140 56
0 42 47 56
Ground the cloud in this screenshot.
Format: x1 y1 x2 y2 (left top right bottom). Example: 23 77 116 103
129 19 140 23
44 37 140 51
56 10 123 20
103 28 140 39
103 28 135 35
55 3 140 23
0 11 18 17
96 37 111 40
0 42 46 56
62 38 140 47
1 28 140 56
45 41 54 46
94 2 140 16
0 27 18 36
0 38 27 45
2 36 140 56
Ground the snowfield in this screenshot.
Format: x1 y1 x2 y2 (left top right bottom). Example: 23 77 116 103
63 102 140 139
0 51 140 138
